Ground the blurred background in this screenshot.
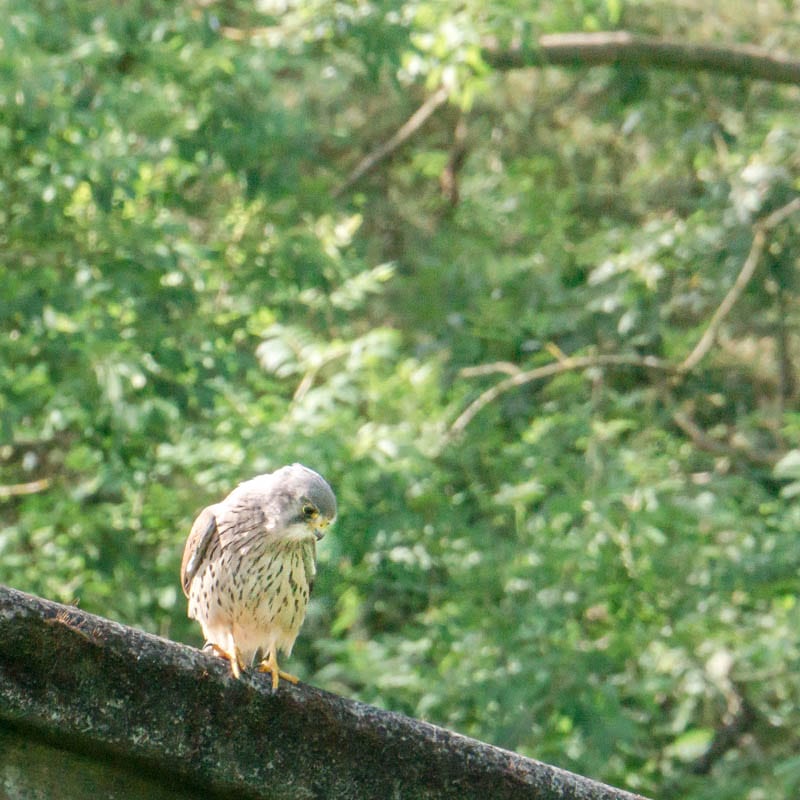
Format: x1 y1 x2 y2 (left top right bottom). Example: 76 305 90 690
2 1 800 797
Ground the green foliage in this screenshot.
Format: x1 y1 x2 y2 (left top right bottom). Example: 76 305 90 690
3 1 800 797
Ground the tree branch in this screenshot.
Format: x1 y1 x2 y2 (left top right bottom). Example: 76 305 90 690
332 87 450 197
0 478 51 500
450 201 800 437
459 361 523 378
483 31 800 84
680 198 800 373
439 114 469 207
671 410 778 466
211 29 800 199
450 354 674 436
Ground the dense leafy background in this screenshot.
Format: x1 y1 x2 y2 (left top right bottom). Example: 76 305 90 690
3 1 800 797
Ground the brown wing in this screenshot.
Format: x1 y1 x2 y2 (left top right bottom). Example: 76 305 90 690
180 506 219 597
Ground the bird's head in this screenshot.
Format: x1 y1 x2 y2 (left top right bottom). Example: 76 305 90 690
270 463 337 542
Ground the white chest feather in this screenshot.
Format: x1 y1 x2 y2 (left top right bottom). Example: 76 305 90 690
189 537 316 663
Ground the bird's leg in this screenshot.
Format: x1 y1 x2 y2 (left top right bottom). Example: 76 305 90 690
257 649 299 691
203 640 246 679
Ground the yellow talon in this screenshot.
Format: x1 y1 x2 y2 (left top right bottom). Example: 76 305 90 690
257 651 298 690
205 642 245 679
232 648 244 679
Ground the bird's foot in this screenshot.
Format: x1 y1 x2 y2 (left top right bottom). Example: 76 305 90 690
257 651 298 691
203 641 246 679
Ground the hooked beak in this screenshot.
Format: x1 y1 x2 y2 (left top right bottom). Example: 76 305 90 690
313 518 332 541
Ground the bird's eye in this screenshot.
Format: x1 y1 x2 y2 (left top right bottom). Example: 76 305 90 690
302 504 318 520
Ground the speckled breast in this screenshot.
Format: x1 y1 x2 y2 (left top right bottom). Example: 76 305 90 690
235 539 316 639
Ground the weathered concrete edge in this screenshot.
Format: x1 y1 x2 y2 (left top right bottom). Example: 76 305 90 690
0 585 650 800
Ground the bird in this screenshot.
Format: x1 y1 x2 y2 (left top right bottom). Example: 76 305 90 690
180 463 336 689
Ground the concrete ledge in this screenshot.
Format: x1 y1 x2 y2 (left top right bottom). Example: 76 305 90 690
0 585 648 799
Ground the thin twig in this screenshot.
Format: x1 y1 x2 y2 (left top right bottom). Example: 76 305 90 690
671 411 730 456
219 25 272 41
450 354 673 435
459 362 523 378
332 87 450 197
0 478 51 499
292 346 349 401
439 115 468 206
680 197 800 373
671 411 778 465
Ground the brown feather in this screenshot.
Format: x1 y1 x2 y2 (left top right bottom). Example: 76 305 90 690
180 506 218 597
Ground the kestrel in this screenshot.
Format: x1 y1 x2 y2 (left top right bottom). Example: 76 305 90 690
180 464 336 688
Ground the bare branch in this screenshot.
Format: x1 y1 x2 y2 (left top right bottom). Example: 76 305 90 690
762 198 800 229
292 346 349 402
450 354 673 436
671 411 778 466
483 31 800 84
0 478 51 500
211 21 800 85
207 29 800 203
439 115 469 207
219 25 272 41
451 200 800 437
670 411 731 457
680 197 800 373
332 87 450 197
459 362 523 378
